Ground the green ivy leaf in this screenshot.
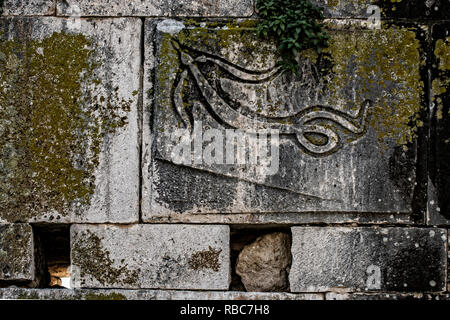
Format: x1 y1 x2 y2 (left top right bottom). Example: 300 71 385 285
256 0 328 74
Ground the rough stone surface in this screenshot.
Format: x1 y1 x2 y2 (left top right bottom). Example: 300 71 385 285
0 288 323 300
236 232 291 292
71 224 230 290
143 19 423 223
290 227 447 293
310 0 450 20
428 22 450 225
0 224 34 282
309 0 375 19
1 0 55 16
56 0 253 17
0 17 140 223
326 292 450 300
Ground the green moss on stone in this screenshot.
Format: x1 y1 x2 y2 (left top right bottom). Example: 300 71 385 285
324 25 424 146
0 32 132 222
433 37 450 119
72 230 138 286
0 225 31 278
188 246 222 272
84 292 127 300
17 292 40 300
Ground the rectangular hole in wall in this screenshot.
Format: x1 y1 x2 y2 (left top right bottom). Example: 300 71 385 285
33 224 71 289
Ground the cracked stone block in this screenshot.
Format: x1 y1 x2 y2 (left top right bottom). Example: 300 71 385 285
0 17 140 223
309 0 450 20
71 224 230 290
290 227 448 293
0 224 34 282
1 0 55 16
143 19 425 224
56 0 253 17
428 23 450 225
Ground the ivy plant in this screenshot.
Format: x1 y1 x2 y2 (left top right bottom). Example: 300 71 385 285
256 0 329 74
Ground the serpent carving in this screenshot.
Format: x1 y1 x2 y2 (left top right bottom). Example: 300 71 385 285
171 41 371 156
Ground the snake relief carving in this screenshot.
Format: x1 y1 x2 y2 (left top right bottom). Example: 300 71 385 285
170 40 371 156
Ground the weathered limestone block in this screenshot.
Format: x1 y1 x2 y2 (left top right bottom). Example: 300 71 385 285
0 288 324 300
310 0 449 20
71 224 230 290
143 19 425 224
0 224 34 282
308 0 374 19
326 292 450 300
1 0 55 16
290 227 447 292
236 232 291 292
56 0 253 17
0 17 141 223
428 23 450 225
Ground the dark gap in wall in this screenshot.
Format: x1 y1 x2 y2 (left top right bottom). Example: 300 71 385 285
33 224 71 288
412 20 433 224
230 226 292 292
137 17 145 223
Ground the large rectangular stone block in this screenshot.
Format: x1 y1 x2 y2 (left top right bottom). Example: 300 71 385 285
289 227 447 292
428 22 450 225
0 224 34 282
0 17 141 223
71 224 230 290
1 0 55 16
143 19 425 224
56 0 253 17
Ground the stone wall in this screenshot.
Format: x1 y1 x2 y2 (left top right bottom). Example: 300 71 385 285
0 0 449 300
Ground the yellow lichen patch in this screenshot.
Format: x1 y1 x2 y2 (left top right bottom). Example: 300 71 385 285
0 32 132 222
433 37 450 119
324 26 424 147
435 37 450 71
177 24 275 70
